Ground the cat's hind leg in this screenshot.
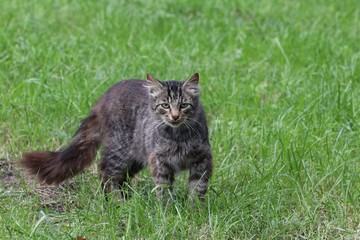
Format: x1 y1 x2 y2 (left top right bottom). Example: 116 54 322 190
99 149 142 201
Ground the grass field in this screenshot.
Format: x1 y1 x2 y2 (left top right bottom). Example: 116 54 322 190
1 0 360 239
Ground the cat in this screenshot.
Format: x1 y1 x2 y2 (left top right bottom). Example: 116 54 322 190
21 73 213 204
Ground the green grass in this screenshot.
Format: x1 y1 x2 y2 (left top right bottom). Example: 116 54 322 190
1 0 360 238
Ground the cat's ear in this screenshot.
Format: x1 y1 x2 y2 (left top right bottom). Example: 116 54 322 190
146 73 164 98
183 73 200 96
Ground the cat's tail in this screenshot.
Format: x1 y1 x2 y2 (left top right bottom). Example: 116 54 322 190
21 112 102 184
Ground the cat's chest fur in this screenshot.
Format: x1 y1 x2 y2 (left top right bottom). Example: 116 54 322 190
153 137 198 171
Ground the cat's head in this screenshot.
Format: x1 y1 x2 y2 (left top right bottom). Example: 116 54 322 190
146 73 200 127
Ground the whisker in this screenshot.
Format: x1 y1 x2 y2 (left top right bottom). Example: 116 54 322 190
184 120 202 139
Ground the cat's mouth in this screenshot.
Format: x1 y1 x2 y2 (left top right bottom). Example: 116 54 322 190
166 119 184 127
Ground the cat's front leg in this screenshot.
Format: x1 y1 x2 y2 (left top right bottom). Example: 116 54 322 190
189 155 213 205
148 153 174 202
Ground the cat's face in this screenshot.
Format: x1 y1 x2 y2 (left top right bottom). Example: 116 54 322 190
147 73 200 127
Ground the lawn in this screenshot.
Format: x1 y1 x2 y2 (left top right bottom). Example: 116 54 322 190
1 0 360 239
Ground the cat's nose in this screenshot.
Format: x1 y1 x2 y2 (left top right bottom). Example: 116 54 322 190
172 114 180 121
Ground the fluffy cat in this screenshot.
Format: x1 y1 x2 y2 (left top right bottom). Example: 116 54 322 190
21 73 213 203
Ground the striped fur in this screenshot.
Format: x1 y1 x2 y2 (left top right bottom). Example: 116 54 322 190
21 73 213 204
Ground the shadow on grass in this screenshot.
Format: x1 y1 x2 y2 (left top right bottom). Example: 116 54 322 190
1 158 79 213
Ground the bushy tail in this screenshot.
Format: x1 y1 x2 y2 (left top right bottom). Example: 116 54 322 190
21 112 101 184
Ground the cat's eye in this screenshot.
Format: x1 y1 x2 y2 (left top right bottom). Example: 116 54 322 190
161 103 170 109
180 103 189 108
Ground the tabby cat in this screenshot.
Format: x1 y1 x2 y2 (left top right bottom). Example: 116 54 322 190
21 73 213 203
